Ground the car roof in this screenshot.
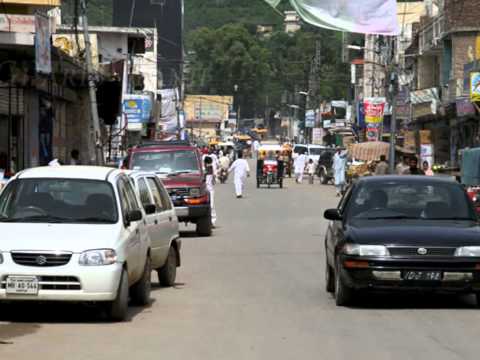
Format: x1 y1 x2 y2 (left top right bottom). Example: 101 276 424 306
130 145 196 153
17 166 123 182
356 175 458 185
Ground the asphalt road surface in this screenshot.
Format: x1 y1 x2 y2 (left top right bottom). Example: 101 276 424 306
1 171 480 360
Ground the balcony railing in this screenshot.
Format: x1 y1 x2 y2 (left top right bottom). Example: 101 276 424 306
419 14 445 55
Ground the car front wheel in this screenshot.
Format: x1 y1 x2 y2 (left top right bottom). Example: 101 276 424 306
105 268 129 321
335 263 355 306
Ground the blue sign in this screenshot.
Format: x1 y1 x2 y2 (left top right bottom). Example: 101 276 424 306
305 110 316 128
123 95 153 124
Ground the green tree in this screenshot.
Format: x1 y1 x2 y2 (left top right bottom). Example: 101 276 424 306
187 24 272 118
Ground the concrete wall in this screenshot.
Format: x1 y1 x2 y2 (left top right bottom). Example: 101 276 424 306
97 33 128 63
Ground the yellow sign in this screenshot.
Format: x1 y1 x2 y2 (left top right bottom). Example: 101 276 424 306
184 95 233 123
476 36 480 60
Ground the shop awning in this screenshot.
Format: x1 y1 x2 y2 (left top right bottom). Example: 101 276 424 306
351 141 390 161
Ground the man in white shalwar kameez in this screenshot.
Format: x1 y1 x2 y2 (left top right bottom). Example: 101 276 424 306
333 148 348 196
228 151 250 198
293 150 307 183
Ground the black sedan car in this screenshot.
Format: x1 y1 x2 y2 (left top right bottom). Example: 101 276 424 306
324 175 480 306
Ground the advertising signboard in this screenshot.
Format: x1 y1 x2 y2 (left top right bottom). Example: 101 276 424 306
364 97 386 124
470 72 480 102
35 14 51 74
305 109 315 128
123 95 153 124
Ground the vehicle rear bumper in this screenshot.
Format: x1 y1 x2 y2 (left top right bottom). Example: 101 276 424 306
338 256 480 293
175 204 210 222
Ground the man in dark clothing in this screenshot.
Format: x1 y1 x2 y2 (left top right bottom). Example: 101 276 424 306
406 157 425 175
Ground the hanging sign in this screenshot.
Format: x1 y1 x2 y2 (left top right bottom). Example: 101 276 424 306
364 97 386 124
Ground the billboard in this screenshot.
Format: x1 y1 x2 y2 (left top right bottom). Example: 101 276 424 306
123 95 153 124
470 72 480 102
305 110 316 128
184 95 233 123
364 97 386 124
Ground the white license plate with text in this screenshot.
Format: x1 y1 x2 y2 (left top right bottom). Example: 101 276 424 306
6 276 39 295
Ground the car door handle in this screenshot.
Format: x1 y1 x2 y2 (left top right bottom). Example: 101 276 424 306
136 229 139 235
169 216 173 222
154 220 158 225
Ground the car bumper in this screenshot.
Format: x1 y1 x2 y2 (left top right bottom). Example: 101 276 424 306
339 256 480 293
0 256 123 302
175 205 210 222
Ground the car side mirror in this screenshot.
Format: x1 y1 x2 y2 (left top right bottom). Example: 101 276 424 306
144 204 156 215
126 209 143 224
324 208 342 221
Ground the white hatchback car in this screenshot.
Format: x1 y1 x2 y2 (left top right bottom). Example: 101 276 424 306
0 166 151 321
127 172 181 286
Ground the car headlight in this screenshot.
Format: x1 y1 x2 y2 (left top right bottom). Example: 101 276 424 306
454 247 480 257
189 188 201 197
79 249 117 266
342 244 390 257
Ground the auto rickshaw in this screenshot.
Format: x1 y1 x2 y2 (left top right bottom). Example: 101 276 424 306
256 144 284 188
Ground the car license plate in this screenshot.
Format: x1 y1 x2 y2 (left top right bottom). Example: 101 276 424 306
403 271 442 281
6 276 39 295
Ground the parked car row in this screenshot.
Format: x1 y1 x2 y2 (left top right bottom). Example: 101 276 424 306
0 165 184 321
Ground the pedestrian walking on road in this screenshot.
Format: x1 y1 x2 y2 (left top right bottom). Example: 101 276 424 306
306 159 315 184
333 148 348 196
294 150 307 183
229 151 250 198
375 155 389 175
204 156 217 227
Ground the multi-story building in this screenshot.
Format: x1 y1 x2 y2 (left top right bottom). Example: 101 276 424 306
0 0 94 173
407 0 480 165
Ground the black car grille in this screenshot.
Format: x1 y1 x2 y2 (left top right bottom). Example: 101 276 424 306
1 276 81 290
388 247 456 257
168 188 190 197
11 252 72 267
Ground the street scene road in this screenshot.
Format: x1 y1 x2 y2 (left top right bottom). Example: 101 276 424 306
1 171 480 360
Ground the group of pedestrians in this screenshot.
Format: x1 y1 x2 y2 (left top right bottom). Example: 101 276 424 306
292 147 348 197
374 155 434 176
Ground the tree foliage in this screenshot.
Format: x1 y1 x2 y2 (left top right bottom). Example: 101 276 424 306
187 24 349 117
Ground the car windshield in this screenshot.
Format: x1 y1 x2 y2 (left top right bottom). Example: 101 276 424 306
131 150 200 174
309 147 324 155
0 179 118 224
346 180 476 221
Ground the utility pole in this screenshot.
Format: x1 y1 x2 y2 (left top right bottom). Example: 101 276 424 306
80 0 103 165
386 37 398 174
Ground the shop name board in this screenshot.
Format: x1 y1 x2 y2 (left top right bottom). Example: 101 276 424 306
0 15 35 33
364 97 386 124
123 95 153 124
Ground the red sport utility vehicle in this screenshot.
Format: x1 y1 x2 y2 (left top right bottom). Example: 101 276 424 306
124 141 212 236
